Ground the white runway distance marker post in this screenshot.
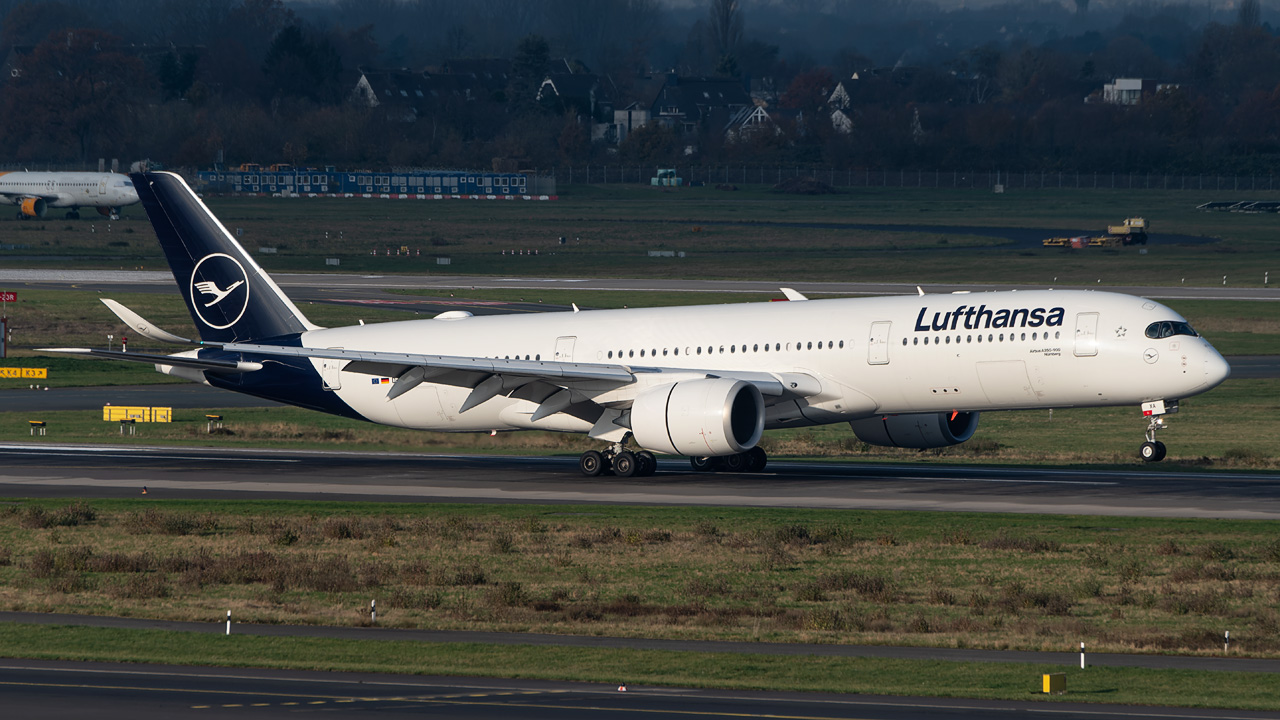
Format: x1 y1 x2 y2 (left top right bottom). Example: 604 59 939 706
370 599 376 625
226 610 231 636
1079 642 1085 669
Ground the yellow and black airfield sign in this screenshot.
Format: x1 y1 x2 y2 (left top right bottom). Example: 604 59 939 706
0 367 47 379
103 406 172 423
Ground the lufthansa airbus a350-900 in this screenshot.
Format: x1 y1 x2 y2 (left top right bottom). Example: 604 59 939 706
45 172 1230 475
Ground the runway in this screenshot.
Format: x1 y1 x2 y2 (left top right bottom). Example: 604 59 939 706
2 443 1279 518
5 659 1275 720
3 268 1280 303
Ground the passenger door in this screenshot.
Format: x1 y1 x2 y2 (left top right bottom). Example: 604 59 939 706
321 350 343 390
554 336 576 362
868 322 891 365
1074 313 1099 357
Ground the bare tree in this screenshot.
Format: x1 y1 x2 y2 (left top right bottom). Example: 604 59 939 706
1239 0 1260 28
706 0 743 64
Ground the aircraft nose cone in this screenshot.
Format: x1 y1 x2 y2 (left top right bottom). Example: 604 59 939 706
1207 350 1231 388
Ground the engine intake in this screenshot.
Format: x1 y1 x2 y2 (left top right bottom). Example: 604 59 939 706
849 411 980 449
19 197 46 218
630 378 764 456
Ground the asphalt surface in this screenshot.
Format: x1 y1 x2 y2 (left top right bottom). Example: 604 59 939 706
5 659 1275 720
3 443 1280 519
4 268 1280 303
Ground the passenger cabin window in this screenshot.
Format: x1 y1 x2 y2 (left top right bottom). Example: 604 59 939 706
1145 321 1199 339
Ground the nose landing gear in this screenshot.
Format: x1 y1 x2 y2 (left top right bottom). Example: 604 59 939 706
1138 399 1178 462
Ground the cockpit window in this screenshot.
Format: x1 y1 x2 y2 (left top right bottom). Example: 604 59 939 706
1145 321 1199 339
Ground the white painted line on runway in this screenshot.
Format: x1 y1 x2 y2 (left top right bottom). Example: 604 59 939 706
934 476 1117 486
0 449 298 463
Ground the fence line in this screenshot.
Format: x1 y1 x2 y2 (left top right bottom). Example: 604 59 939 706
551 165 1279 193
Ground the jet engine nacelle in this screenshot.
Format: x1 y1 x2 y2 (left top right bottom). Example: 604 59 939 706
630 378 764 456
19 197 46 218
849 411 980 449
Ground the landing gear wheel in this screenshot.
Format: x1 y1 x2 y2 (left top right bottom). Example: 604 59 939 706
579 450 605 476
65 210 80 220
612 451 638 478
1138 403 1176 463
689 456 718 472
744 447 768 472
1139 441 1167 462
635 451 657 476
721 453 748 473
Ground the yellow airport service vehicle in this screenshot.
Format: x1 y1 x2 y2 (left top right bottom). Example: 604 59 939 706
1044 217 1148 248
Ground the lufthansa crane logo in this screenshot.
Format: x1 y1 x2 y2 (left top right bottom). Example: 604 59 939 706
190 253 249 329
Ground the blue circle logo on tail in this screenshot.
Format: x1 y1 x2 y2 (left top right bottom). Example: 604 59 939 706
190 253 249 329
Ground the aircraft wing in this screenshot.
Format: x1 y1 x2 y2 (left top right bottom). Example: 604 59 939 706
219 342 817 404
221 342 637 382
0 191 59 203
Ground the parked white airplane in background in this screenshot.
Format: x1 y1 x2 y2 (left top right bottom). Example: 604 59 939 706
44 172 1231 475
0 170 139 219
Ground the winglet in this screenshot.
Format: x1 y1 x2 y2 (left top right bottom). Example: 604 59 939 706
572 303 580 313
100 299 194 344
780 288 808 301
917 286 925 297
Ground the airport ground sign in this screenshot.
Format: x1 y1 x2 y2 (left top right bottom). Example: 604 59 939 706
0 367 46 379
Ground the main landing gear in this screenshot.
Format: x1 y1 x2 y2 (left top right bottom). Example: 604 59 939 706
579 440 657 478
689 446 768 473
1138 399 1178 462
577 440 770 476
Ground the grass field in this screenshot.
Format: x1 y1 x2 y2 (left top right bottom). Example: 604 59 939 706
2 184 1279 286
3 498 1280 709
2 499 1278 660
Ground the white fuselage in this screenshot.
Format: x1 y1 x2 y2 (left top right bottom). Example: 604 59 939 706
0 171 140 213
298 289 1230 435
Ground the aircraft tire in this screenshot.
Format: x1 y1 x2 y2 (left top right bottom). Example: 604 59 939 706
689 456 718 472
745 446 768 472
721 452 748 473
613 451 638 478
579 450 605 476
1140 441 1165 462
636 451 657 476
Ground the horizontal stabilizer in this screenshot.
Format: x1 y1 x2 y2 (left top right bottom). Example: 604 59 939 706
39 347 262 373
100 299 194 344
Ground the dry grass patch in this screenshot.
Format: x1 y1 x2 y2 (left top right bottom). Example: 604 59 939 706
2 500 1279 656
